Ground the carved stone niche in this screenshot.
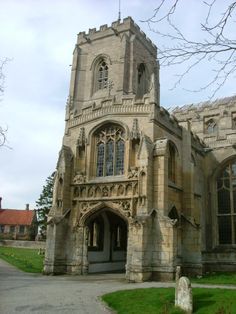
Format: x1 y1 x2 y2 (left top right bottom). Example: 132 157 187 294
77 127 86 148
130 119 141 140
117 184 125 196
88 186 95 197
102 186 109 197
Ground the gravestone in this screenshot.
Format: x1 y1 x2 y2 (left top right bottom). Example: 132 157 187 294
175 276 192 314
175 266 181 304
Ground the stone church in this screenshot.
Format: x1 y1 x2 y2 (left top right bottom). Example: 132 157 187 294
44 17 236 282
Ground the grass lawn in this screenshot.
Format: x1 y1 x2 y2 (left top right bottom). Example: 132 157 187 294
102 287 236 314
191 272 236 285
0 246 44 273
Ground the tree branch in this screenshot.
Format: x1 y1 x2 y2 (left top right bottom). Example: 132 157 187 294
142 0 236 98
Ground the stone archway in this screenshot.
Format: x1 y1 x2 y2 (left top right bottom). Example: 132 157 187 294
85 208 128 273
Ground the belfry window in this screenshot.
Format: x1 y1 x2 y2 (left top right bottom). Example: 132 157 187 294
137 63 148 98
96 125 125 177
97 59 108 90
217 160 236 245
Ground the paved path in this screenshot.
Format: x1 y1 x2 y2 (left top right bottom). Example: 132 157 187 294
0 259 236 314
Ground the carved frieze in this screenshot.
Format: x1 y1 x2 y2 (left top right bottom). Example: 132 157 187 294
72 176 146 222
73 180 138 200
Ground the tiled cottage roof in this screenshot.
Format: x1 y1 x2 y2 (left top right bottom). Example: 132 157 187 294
0 209 35 225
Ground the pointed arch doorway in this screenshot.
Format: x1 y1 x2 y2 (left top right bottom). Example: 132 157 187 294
85 209 128 273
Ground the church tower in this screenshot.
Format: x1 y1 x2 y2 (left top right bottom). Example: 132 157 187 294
44 17 205 282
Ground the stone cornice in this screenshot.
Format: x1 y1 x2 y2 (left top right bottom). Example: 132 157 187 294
67 104 153 129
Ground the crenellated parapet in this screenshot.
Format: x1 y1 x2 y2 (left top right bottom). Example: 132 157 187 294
77 17 157 56
172 96 236 149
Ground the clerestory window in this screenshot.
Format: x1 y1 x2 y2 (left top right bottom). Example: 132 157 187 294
217 160 236 245
206 118 218 134
96 125 125 177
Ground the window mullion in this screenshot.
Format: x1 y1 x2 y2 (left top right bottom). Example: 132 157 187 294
103 140 106 177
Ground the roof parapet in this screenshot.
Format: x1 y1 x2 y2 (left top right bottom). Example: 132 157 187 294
77 16 157 52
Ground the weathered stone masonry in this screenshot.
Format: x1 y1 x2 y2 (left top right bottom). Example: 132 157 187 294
44 17 236 282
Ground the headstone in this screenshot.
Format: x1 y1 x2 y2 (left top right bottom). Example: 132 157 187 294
175 276 193 314
175 266 181 304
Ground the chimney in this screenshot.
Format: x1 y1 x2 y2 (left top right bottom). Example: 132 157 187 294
0 197 2 209
26 204 29 210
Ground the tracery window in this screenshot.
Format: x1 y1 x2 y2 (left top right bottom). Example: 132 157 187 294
96 125 125 177
97 59 108 91
168 142 176 183
217 160 236 245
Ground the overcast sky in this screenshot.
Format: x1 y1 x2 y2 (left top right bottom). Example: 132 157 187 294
1 0 235 209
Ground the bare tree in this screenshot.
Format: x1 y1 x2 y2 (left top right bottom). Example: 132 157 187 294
0 58 9 147
143 0 236 98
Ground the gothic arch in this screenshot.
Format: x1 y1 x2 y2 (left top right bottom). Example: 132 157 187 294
81 203 128 274
209 155 236 247
87 120 129 144
211 154 236 180
79 201 129 227
87 121 130 178
90 54 112 95
90 53 112 71
167 140 179 157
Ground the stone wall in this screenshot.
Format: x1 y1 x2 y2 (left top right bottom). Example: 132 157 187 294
0 240 45 249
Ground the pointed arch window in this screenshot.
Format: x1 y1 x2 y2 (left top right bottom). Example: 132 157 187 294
96 125 125 177
217 160 236 245
168 142 176 183
97 59 108 91
137 63 148 98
